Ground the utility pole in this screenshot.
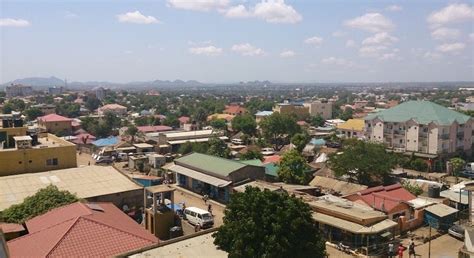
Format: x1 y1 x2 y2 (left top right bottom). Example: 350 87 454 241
428 225 431 258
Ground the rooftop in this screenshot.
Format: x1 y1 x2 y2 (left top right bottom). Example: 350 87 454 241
0 133 74 152
0 166 142 211
336 119 365 131
136 125 172 133
37 113 72 123
100 104 127 110
7 202 158 257
424 203 458 217
174 152 249 178
365 100 471 125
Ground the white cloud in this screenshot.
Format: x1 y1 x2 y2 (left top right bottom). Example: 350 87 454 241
470 33 474 42
189 45 223 56
117 11 160 24
124 50 133 55
332 31 345 37
321 57 354 67
431 27 460 41
344 12 394 32
345 39 356 48
427 3 474 27
359 45 388 57
231 43 264 56
224 5 252 18
279 50 295 58
362 32 398 45
424 51 442 59
386 5 402 12
167 0 229 11
64 11 78 19
252 0 302 24
304 36 323 46
0 18 30 27
436 42 466 53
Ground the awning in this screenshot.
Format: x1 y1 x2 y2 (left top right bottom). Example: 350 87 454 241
312 212 397 234
169 164 232 188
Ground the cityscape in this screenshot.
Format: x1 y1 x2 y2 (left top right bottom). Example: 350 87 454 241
1 1 474 257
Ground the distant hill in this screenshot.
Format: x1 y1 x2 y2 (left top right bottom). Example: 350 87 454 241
3 76 65 87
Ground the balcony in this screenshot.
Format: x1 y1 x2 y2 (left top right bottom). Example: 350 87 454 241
393 130 406 135
457 131 464 137
440 134 450 140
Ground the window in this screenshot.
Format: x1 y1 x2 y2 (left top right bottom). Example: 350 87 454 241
46 158 58 166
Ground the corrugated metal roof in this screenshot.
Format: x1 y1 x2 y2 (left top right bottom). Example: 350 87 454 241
425 203 458 217
175 153 247 177
365 100 471 125
169 164 232 187
312 212 397 234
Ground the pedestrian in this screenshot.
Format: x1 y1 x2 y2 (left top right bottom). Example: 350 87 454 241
88 161 90 166
408 242 416 258
398 244 406 258
208 204 212 215
203 194 209 204
388 243 394 258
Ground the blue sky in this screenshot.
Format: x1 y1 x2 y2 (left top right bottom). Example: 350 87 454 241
1 0 473 83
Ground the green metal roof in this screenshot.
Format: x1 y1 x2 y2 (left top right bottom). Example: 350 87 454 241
240 159 264 167
264 163 279 177
175 153 247 177
365 101 471 125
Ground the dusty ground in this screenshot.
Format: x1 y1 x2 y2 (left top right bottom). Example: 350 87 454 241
401 234 463 258
76 151 95 166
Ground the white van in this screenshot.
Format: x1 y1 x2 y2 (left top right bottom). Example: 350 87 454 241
184 207 214 228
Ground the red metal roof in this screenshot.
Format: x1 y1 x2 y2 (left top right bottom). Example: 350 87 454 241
224 105 246 115
263 155 281 164
71 133 96 145
0 223 25 233
137 125 173 133
38 113 72 122
178 116 190 124
8 202 158 257
345 183 416 213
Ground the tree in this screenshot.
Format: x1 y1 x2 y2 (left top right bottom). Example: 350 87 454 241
207 137 230 158
213 187 326 258
193 107 208 126
328 139 397 186
291 133 310 153
402 181 423 196
163 115 180 128
450 157 466 175
240 150 263 161
210 118 227 131
1 185 79 223
85 96 101 111
338 107 353 121
260 113 301 150
278 149 310 184
310 115 325 127
25 107 44 121
125 125 139 143
231 114 257 136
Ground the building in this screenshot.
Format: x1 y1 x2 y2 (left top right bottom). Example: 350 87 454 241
309 176 367 196
336 119 365 139
365 101 473 157
169 153 266 202
5 84 33 98
31 103 56 115
136 125 173 134
48 86 63 95
255 111 273 123
273 102 309 120
344 184 424 232
37 113 73 135
98 103 127 116
94 86 106 100
0 166 143 211
7 202 158 257
424 203 458 230
0 126 76 176
223 105 246 116
307 195 397 255
148 129 227 152
303 101 333 119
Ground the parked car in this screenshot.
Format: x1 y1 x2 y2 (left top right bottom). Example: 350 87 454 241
326 141 342 148
95 156 113 165
231 139 244 145
261 147 275 156
183 207 214 229
459 170 474 179
448 224 465 239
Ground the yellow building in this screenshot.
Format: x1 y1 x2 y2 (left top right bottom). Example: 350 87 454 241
337 119 365 138
0 132 77 176
37 113 72 135
273 102 309 120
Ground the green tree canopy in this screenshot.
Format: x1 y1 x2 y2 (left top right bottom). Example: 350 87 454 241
207 137 231 158
231 114 257 136
213 187 326 258
25 107 44 121
85 96 101 111
210 118 228 131
310 115 325 127
402 181 423 196
450 157 466 174
260 113 301 150
125 124 140 143
291 132 310 153
328 139 396 185
2 185 79 223
240 149 263 161
278 149 310 184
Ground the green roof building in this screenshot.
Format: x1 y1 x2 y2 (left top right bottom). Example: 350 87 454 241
365 101 473 158
170 153 266 202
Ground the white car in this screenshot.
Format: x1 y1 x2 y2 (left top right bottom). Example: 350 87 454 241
184 207 214 229
261 147 275 156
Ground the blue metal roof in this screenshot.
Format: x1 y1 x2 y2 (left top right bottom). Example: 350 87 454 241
92 136 120 147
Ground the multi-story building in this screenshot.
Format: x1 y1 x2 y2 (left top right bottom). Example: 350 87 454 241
37 113 73 135
303 101 332 119
48 86 63 95
273 101 309 120
31 104 56 115
0 116 76 176
5 84 33 98
337 119 365 138
365 101 473 157
98 104 127 116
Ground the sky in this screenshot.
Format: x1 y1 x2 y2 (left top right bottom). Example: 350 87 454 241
1 0 473 83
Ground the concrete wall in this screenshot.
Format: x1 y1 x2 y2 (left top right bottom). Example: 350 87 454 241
229 166 266 183
0 127 27 148
39 120 72 135
406 122 419 152
304 102 333 119
86 189 144 211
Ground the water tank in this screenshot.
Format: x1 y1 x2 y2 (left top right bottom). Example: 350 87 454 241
428 185 440 198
